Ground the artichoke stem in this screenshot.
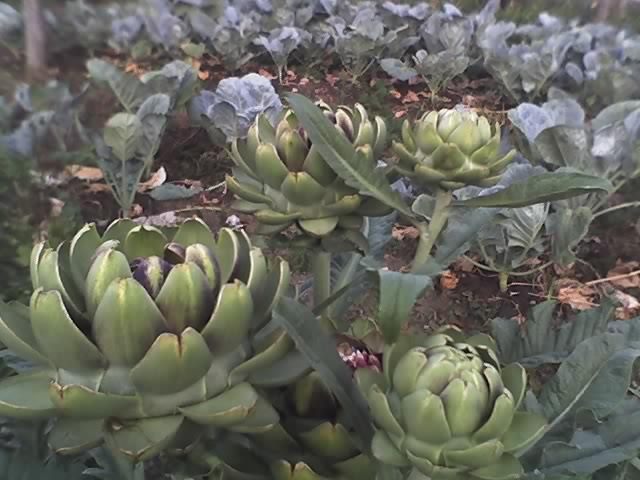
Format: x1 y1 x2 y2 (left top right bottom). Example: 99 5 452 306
499 271 509 293
312 249 332 312
411 189 453 273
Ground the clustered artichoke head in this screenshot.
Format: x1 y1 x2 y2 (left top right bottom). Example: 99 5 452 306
0 218 304 461
356 327 547 480
392 109 516 190
226 101 392 250
255 371 376 480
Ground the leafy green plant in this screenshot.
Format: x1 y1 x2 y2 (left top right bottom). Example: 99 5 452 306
95 94 171 214
509 94 640 266
0 90 630 480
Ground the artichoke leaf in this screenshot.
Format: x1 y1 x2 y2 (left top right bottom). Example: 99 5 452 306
0 371 57 418
179 382 258 426
105 415 184 462
30 289 105 371
48 417 104 455
130 328 213 395
0 300 49 365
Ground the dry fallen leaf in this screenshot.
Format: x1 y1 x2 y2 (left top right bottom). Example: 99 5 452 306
65 165 104 182
555 279 598 310
139 167 167 192
299 77 310 86
394 110 407 118
440 270 459 290
402 90 420 104
613 289 640 320
389 89 402 99
391 225 420 240
606 259 640 289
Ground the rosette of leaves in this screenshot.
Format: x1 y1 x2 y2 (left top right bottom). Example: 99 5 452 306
139 0 189 51
94 94 172 213
456 164 551 291
253 371 377 480
381 4 473 96
255 27 311 82
509 95 640 266
0 217 300 463
225 102 391 252
188 72 283 143
379 1 430 32
380 47 470 98
477 21 577 101
573 48 640 109
329 6 401 81
209 6 260 70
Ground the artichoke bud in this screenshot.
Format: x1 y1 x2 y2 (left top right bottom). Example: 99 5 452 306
354 120 375 148
247 123 260 154
431 144 466 171
401 120 416 153
164 242 186 264
437 110 460 139
447 120 483 155
131 256 171 298
185 244 220 292
290 372 337 419
278 130 308 172
477 116 492 143
256 143 289 189
415 122 443 155
335 110 354 142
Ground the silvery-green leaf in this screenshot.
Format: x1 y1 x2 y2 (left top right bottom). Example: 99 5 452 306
87 59 150 112
379 58 417 81
491 300 615 367
546 206 592 267
189 73 282 141
136 94 170 162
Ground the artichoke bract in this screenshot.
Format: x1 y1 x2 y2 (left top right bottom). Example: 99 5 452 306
226 101 392 249
255 371 376 480
355 327 547 480
392 109 516 190
0 218 305 462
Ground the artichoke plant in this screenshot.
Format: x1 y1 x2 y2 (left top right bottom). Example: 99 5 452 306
355 327 547 480
392 109 516 190
0 217 306 461
226 101 392 250
255 371 376 480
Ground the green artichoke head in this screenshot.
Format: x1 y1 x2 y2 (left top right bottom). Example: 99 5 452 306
355 327 547 480
392 109 516 190
226 101 391 248
0 218 304 462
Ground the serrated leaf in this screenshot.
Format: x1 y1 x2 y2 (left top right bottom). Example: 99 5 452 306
87 59 150 113
273 297 374 453
377 270 432 344
546 206 593 267
379 58 417 81
103 113 143 163
491 300 615 367
537 332 632 429
533 397 640 477
286 93 413 217
455 172 612 208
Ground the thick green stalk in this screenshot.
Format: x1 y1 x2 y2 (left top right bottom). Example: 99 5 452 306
311 250 332 309
411 189 453 272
